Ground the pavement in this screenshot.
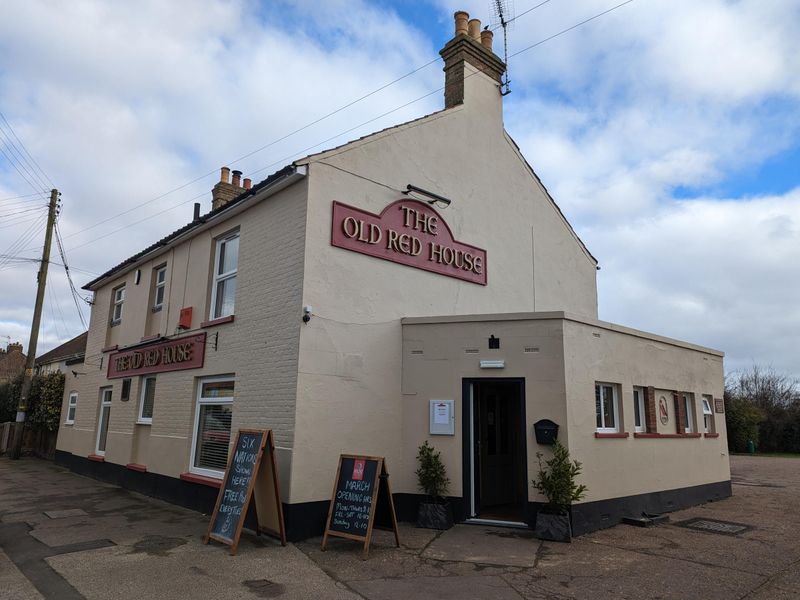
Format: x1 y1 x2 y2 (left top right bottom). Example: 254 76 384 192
0 455 798 599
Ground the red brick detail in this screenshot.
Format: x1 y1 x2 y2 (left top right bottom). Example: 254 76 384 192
101 344 118 353
674 392 686 434
645 387 657 433
594 432 629 439
704 433 720 438
634 433 701 439
87 454 105 462
126 463 147 472
200 315 235 328
179 472 222 488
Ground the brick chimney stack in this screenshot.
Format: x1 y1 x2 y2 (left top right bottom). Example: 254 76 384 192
439 10 506 109
212 166 248 210
7 342 22 354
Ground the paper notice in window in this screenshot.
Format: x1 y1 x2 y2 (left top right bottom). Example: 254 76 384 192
434 403 449 425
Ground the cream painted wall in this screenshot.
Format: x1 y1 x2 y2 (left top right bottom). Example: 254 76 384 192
562 318 729 504
397 313 728 509
290 63 598 503
56 178 308 498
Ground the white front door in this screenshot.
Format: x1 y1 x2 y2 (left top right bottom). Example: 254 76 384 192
95 388 112 455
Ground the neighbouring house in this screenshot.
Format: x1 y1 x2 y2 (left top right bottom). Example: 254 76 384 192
35 331 88 376
55 10 730 540
0 342 26 385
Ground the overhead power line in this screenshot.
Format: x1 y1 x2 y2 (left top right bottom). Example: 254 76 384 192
30 0 636 257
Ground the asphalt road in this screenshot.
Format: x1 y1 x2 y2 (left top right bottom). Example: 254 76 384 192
1 455 798 599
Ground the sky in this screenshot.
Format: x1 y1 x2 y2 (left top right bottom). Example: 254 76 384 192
0 0 799 378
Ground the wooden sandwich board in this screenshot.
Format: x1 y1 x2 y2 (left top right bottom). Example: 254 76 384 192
203 428 286 554
321 454 400 559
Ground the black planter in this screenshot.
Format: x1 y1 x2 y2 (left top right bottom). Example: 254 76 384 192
417 502 454 530
534 511 572 542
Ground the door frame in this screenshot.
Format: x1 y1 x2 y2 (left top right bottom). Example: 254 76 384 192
461 377 527 520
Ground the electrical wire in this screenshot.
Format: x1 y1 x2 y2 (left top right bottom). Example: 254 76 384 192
0 191 43 202
54 222 89 328
0 110 55 189
0 213 47 269
52 1 556 245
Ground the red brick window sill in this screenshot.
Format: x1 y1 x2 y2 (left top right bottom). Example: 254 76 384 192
704 433 720 438
200 315 235 329
126 463 147 472
180 472 222 488
87 454 105 462
594 432 629 439
634 433 702 439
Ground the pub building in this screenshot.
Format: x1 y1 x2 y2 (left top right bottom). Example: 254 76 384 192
56 11 731 540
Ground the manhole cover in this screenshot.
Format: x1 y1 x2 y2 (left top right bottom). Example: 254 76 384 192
675 518 751 536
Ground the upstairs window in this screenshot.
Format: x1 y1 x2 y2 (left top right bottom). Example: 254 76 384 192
633 386 646 433
210 232 239 319
595 383 619 433
702 395 714 433
153 266 167 312
111 285 125 325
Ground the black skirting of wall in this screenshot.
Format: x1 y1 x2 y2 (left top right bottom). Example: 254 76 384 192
567 479 732 536
55 451 731 541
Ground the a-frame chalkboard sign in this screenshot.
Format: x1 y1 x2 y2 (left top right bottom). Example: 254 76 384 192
321 455 400 559
203 429 286 555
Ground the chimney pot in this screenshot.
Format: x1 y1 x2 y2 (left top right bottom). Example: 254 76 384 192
193 202 201 221
481 28 493 51
243 178 252 190
231 170 242 187
468 18 481 41
454 11 469 36
220 166 230 183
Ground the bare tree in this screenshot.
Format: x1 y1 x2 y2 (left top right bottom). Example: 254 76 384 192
726 365 799 412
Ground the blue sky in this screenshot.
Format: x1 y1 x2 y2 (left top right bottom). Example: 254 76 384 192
1 0 799 378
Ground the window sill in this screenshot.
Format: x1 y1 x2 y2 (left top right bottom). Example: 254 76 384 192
200 315 235 328
151 306 163 313
704 433 720 438
126 463 147 472
88 454 105 462
633 433 702 439
180 472 222 488
102 344 119 353
594 432 629 439
109 320 121 328
64 421 74 426
136 420 152 426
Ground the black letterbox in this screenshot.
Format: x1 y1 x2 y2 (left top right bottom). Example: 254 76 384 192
533 419 559 445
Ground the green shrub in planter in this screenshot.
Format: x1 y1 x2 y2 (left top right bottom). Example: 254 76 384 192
532 440 587 542
415 441 453 529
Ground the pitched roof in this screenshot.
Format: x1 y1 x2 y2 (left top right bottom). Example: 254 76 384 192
81 165 296 290
35 331 88 366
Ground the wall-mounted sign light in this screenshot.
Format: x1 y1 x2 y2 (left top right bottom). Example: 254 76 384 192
479 360 505 369
405 184 452 208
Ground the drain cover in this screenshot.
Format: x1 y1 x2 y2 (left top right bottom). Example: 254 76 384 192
675 518 751 536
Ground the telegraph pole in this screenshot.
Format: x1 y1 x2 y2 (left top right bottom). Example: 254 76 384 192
10 188 59 460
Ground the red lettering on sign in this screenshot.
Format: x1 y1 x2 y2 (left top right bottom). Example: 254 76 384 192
107 334 206 379
331 200 487 285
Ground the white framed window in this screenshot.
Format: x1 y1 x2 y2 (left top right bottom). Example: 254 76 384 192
209 232 239 319
633 386 646 433
65 392 78 424
138 376 156 424
683 393 695 433
702 395 714 433
95 388 112 456
111 284 125 324
152 266 167 311
190 377 234 478
595 383 619 433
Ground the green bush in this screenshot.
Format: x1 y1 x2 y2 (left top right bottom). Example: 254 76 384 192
415 441 449 502
724 394 763 452
532 440 587 514
0 375 23 423
26 372 65 432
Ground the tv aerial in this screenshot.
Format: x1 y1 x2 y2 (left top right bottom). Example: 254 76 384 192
490 0 514 95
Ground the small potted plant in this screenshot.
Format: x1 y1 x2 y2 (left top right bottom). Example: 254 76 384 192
415 441 453 529
532 439 587 542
